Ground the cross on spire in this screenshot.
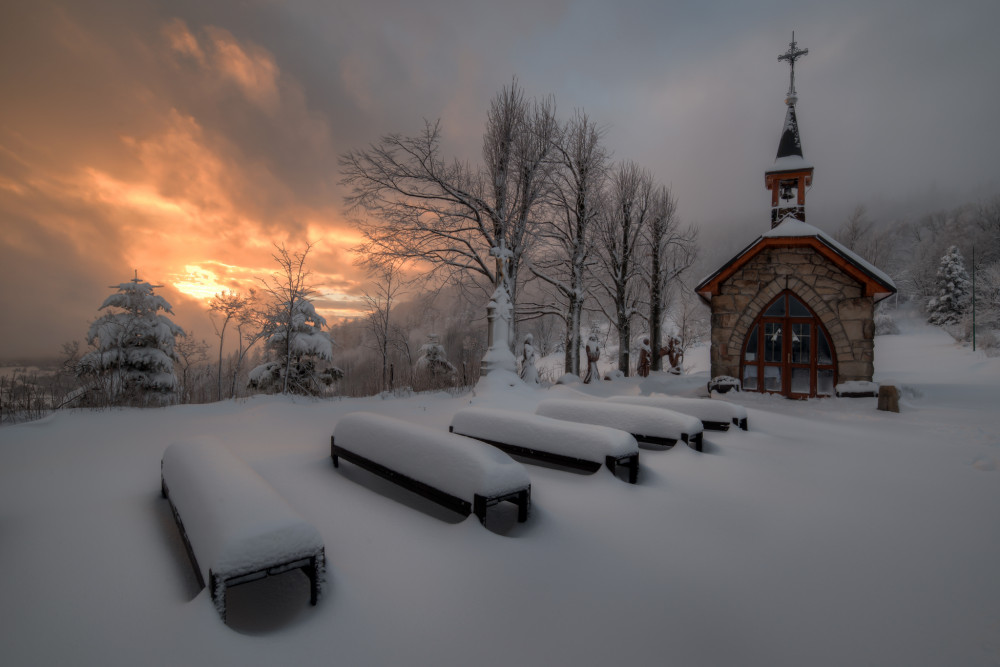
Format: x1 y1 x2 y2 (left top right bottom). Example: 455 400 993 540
777 31 808 105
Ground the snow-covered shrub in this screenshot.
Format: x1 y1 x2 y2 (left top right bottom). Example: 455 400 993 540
414 334 456 390
874 305 899 335
79 276 185 406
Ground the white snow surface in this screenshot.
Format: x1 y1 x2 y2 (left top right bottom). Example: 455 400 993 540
537 397 703 441
768 154 813 172
450 407 638 462
1 312 999 666
161 438 324 582
333 412 529 499
835 380 880 394
608 394 748 425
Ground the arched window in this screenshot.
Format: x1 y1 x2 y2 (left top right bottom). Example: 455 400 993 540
740 291 836 397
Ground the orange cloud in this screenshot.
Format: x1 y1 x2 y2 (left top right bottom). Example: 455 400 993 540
162 18 205 66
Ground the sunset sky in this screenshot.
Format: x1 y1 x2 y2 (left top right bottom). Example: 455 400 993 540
2 0 998 360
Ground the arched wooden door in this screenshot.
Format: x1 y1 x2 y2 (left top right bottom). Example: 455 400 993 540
740 291 837 397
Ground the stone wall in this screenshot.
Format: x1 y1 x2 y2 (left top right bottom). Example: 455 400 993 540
710 245 875 385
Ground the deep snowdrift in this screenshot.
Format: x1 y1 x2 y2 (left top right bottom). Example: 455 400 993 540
1 316 999 666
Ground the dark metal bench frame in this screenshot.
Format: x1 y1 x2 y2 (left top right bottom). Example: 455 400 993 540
702 420 731 432
450 427 639 484
700 417 748 431
161 475 324 623
632 431 703 452
331 438 530 524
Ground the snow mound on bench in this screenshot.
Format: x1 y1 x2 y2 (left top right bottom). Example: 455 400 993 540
451 407 638 461
161 437 325 583
536 398 702 440
333 412 530 499
609 395 747 424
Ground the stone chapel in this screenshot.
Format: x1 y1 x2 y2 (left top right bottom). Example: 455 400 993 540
695 35 896 398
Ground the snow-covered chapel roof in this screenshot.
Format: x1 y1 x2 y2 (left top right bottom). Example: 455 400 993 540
696 215 897 301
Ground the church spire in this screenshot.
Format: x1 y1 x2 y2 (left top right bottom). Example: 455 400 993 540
765 32 814 228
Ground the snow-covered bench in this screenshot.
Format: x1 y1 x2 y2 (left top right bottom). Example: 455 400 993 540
449 407 640 483
331 412 532 523
160 439 325 622
607 395 748 431
536 398 704 451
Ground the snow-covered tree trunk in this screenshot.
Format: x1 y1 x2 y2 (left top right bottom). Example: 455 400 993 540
527 110 608 377
643 186 696 371
594 162 653 376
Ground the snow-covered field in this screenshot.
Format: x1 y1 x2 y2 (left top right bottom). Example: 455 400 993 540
1 315 999 666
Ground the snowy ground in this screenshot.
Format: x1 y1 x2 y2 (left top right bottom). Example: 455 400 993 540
1 315 999 666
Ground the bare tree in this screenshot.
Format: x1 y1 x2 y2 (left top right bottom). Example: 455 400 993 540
643 185 697 370
360 260 412 392
209 289 257 401
341 80 557 348
174 334 210 403
835 204 892 269
593 162 655 375
527 110 609 375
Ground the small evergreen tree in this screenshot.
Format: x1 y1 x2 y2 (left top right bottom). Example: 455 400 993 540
927 245 971 326
248 297 343 395
79 274 185 405
248 243 343 395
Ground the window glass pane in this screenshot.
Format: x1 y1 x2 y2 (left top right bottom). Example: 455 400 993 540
790 323 811 364
791 367 811 394
764 297 785 317
763 366 781 391
742 364 758 391
789 296 810 317
817 330 833 365
817 370 835 395
764 323 782 362
744 325 758 362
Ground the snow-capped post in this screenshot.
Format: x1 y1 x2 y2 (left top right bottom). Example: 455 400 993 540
481 245 517 376
519 333 539 384
79 272 185 406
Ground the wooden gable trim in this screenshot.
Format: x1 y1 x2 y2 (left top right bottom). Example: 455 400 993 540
696 237 894 299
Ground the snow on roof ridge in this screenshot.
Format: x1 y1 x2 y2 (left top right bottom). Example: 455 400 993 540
764 218 896 288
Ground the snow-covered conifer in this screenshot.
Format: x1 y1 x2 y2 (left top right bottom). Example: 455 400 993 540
248 243 343 396
927 245 971 326
79 274 185 405
248 296 342 395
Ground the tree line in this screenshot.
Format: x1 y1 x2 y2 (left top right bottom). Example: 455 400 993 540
341 79 699 380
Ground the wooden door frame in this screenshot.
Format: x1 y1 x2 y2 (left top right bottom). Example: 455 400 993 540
740 291 838 398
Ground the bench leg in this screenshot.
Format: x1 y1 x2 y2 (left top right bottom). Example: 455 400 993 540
627 455 639 484
473 494 488 524
306 553 321 606
517 489 529 523
209 572 226 623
